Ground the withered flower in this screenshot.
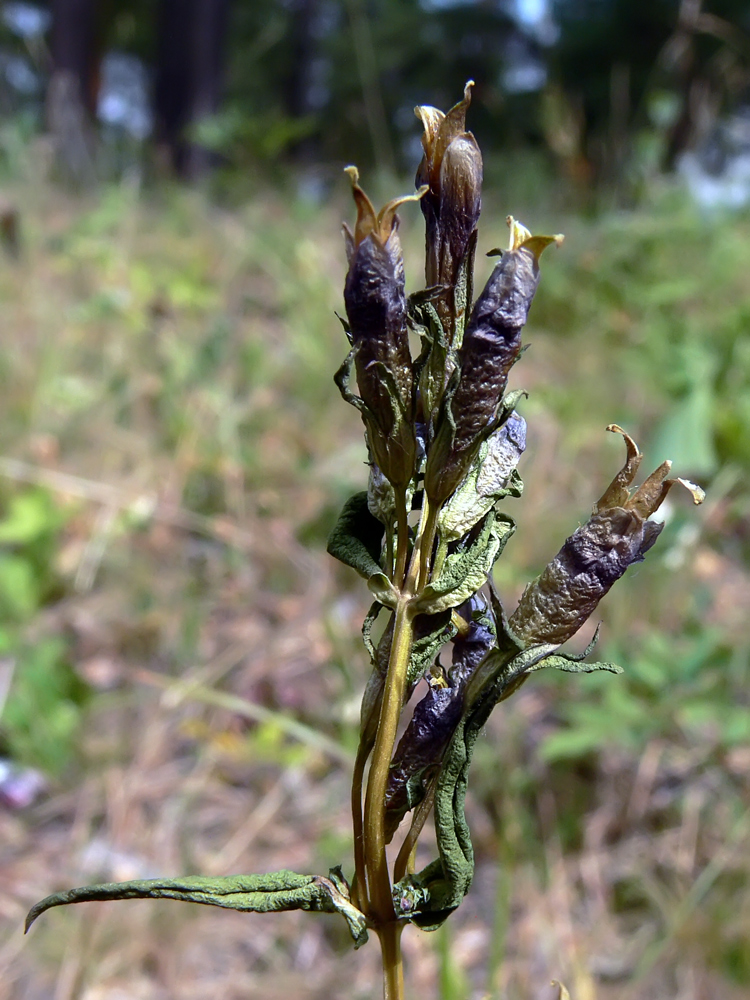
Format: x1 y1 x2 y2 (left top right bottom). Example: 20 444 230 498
424 218 561 506
509 425 705 646
342 167 426 489
416 81 483 299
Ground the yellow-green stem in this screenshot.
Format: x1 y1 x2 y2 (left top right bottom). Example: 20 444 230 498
378 922 405 1000
393 490 410 588
363 597 415 922
431 534 449 582
350 739 371 913
417 501 440 592
393 779 436 884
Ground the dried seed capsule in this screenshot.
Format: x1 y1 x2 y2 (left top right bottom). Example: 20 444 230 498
342 167 426 489
509 426 705 646
415 81 483 297
424 219 561 506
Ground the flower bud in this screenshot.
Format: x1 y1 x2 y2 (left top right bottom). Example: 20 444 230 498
424 218 561 506
415 82 483 318
509 426 705 646
342 167 426 488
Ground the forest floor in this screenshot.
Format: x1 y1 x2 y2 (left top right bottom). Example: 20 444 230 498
0 145 749 1000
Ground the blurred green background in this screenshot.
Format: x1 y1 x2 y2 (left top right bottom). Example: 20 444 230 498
0 2 748 998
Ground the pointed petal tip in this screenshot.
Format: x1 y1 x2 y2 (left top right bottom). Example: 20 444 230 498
676 478 706 505
606 423 641 458
520 233 565 260
595 424 643 511
506 215 532 250
504 216 564 258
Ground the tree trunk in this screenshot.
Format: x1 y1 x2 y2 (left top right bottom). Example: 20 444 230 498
48 0 99 184
155 0 231 178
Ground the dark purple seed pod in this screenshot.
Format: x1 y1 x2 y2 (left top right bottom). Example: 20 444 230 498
424 221 560 506
509 426 704 646
415 82 483 294
342 168 426 488
344 231 411 433
384 599 495 841
449 244 537 451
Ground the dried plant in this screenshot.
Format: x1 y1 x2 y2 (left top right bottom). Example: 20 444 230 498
25 83 704 1000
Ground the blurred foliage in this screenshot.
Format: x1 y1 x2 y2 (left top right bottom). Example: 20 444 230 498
0 488 87 773
533 187 750 480
541 628 749 761
2 0 749 192
219 0 750 186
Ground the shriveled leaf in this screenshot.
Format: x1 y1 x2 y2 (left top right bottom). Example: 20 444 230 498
414 512 514 615
361 602 384 662
368 461 413 530
438 412 525 541
333 349 366 414
327 492 398 607
395 638 574 928
26 869 368 948
385 601 492 841
415 299 456 434
367 574 399 607
522 625 622 677
527 654 622 676
327 492 383 577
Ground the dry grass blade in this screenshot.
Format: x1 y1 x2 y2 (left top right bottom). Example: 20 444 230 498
631 805 750 986
0 455 256 551
134 668 354 766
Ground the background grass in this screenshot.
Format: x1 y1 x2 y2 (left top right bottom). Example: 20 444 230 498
0 135 748 999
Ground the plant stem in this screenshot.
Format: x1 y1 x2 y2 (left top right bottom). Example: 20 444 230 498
350 740 371 912
416 501 439 592
363 596 415 923
431 534 448 582
393 779 436 884
378 922 405 1000
393 489 410 588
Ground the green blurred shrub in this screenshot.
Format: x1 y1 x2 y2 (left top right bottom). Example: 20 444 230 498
0 489 87 774
541 627 749 762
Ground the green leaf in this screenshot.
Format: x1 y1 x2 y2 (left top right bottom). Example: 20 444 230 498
414 512 515 615
438 424 524 542
326 493 398 607
0 555 39 619
1 638 87 773
540 726 603 763
526 654 623 676
0 492 59 545
26 868 368 948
